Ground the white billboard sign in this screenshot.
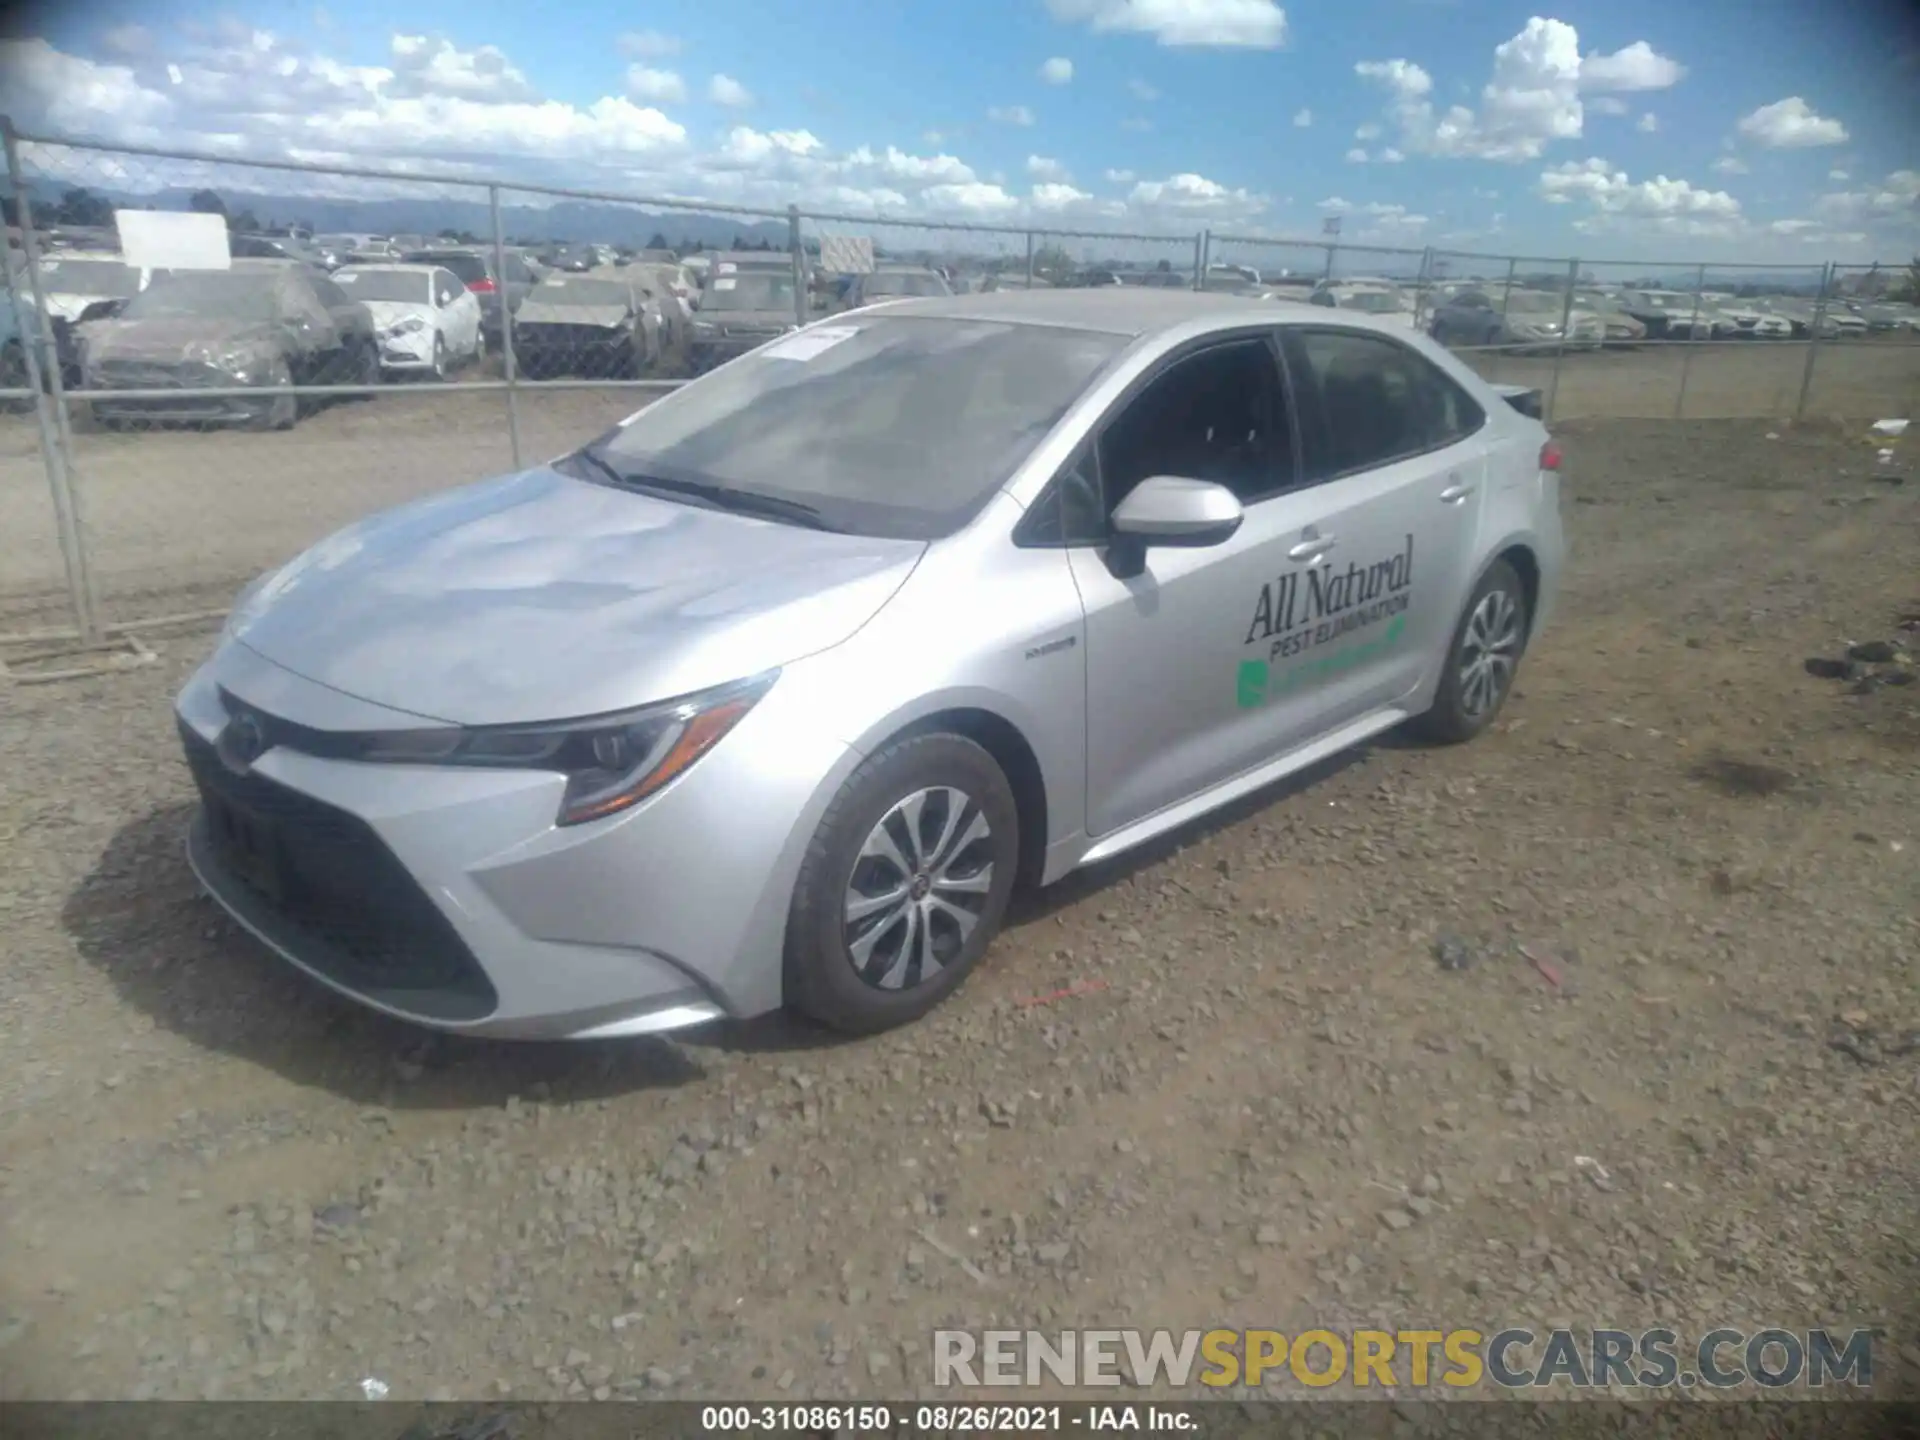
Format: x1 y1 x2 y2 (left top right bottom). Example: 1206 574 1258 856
116 210 231 271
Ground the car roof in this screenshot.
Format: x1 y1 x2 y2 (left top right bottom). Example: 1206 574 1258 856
855 287 1423 339
336 262 438 275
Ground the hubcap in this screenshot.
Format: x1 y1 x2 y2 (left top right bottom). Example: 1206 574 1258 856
1458 587 1522 719
842 786 995 991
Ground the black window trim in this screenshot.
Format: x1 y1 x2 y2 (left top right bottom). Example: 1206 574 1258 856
1281 323 1488 485
1013 325 1306 550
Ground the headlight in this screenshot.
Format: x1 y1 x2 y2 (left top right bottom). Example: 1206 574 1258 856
352 671 777 826
692 321 718 336
388 317 427 336
215 350 260 377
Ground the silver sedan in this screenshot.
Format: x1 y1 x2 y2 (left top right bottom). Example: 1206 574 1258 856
177 290 1565 1038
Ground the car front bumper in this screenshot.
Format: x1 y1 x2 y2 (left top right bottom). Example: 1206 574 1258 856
174 644 857 1038
378 331 436 369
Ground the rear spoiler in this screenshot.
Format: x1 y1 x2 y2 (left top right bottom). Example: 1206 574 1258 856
1493 383 1544 420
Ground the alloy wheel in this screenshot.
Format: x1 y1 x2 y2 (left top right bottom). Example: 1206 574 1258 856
1458 586 1523 719
842 786 996 991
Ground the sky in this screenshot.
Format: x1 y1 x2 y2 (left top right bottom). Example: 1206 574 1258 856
2 0 1917 265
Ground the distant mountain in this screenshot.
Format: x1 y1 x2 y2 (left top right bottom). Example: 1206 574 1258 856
21 178 793 250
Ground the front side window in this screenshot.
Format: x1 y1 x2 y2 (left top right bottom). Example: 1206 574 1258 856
1292 329 1486 477
1096 339 1291 512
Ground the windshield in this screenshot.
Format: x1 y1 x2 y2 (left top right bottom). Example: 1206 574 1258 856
121 272 281 322
702 273 796 310
406 252 487 284
527 277 632 307
589 316 1121 539
332 268 430 303
1339 291 1405 314
863 271 951 298
38 258 140 296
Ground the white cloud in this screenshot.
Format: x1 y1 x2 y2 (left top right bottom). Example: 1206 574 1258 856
1292 107 1311 127
1031 181 1096 209
1046 0 1288 49
1128 78 1159 101
618 31 681 59
922 181 1019 214
388 33 534 103
1040 57 1074 84
1354 122 1382 141
1578 41 1686 92
1537 156 1744 236
708 73 753 107
1712 156 1748 175
625 66 686 104
1814 169 1920 225
1378 147 1405 163
1736 97 1848 148
1636 112 1658 133
1028 154 1071 182
1345 147 1369 163
1355 21 1686 166
1127 171 1266 220
989 104 1036 126
1105 167 1135 183
1828 168 1848 182
1586 96 1629 117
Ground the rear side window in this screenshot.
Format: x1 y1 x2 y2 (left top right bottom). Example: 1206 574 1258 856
1290 329 1485 479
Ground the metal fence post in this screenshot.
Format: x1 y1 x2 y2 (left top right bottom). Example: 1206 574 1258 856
1024 229 1035 286
1190 230 1205 291
787 204 808 328
486 184 524 471
1544 257 1580 424
1795 260 1835 422
1412 246 1435 330
1674 262 1708 421
4 115 100 643
1322 242 1336 283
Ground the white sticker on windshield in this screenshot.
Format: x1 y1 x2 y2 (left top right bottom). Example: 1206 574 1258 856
712 277 737 291
717 262 737 275
760 325 859 362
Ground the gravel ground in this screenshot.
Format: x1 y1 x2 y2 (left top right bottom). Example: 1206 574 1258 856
1 338 1915 636
0 417 1916 1407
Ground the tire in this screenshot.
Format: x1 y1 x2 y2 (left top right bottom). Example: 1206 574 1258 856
784 733 1019 1035
245 357 298 432
1409 559 1530 745
430 334 448 381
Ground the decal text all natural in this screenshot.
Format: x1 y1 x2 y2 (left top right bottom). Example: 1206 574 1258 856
1244 533 1416 660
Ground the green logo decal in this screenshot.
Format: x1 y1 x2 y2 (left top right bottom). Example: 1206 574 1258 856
1236 660 1269 710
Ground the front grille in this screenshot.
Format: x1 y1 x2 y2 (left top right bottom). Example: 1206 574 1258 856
181 719 497 1019
95 360 224 388
517 323 622 349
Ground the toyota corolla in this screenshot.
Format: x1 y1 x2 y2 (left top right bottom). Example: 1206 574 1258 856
179 289 1563 1039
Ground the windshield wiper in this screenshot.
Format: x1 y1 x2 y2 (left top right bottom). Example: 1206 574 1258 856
569 447 841 531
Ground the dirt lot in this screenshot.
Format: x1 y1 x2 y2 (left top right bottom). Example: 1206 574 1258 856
0 417 1915 1405
2 337 1916 636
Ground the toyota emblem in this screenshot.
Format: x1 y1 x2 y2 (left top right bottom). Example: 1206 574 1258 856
220 711 268 773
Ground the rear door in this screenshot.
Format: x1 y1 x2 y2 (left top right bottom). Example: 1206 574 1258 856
1263 325 1493 726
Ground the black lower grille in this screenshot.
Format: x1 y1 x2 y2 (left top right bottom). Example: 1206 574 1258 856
181 720 497 1019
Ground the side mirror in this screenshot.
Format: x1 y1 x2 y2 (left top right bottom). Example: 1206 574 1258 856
1111 476 1244 548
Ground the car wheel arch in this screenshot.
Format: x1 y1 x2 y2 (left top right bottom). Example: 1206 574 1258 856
1466 539 1541 640
849 705 1053 892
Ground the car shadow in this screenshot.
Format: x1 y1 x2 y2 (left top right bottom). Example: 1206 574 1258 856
68 737 1402 1103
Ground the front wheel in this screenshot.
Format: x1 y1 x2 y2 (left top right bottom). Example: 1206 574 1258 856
785 734 1019 1034
1409 559 1530 745
245 357 298 432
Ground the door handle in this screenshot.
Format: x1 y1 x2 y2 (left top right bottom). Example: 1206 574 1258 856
1440 483 1475 503
1287 536 1334 562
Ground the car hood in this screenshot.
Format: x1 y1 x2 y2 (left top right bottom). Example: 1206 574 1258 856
84 316 281 364
517 301 629 328
42 290 122 321
695 308 795 330
362 299 433 330
227 465 927 727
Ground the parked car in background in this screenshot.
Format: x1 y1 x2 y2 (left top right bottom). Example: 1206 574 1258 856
844 267 953 308
981 272 1053 291
231 233 327 268
1430 289 1603 350
1617 290 1731 340
1571 292 1649 347
513 268 663 378
79 259 379 430
333 263 485 379
400 247 535 349
704 252 794 289
634 261 697 354
1716 304 1795 340
33 252 158 323
175 289 1561 1039
1308 281 1418 330
0 250 56 400
688 269 801 371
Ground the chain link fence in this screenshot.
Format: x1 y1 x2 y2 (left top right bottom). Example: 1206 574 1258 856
3 119 1917 653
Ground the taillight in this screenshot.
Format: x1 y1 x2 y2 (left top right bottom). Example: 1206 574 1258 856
467 278 496 293
1539 441 1562 471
